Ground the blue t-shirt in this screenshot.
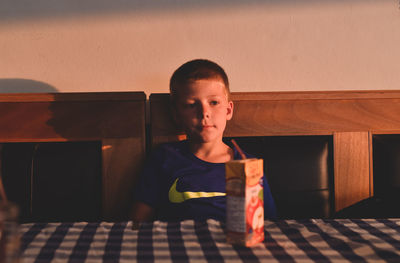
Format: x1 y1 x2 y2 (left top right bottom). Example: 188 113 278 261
134 140 277 221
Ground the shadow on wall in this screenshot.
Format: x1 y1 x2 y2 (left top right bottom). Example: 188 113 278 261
0 0 363 22
0 79 58 93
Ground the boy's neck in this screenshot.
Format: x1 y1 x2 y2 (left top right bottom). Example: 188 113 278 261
188 140 233 163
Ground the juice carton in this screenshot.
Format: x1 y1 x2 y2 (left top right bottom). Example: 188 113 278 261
226 158 264 246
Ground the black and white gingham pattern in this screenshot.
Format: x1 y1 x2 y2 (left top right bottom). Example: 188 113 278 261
20 219 400 262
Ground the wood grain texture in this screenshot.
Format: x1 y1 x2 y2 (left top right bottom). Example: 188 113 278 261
229 90 400 101
149 94 185 147
369 132 374 197
0 92 143 102
334 132 371 211
0 93 146 141
227 99 400 136
150 91 400 140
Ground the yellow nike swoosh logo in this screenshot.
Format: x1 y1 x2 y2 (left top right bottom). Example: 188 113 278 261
168 178 226 203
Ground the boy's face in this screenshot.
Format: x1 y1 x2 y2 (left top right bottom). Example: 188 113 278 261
174 78 233 144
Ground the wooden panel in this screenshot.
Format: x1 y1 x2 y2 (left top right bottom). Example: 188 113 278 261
227 99 400 136
149 94 184 147
0 92 143 102
369 132 374 196
102 138 145 221
334 132 371 211
0 92 146 221
0 100 145 141
150 91 400 142
229 90 400 101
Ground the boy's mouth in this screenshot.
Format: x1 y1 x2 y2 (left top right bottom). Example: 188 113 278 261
199 124 214 130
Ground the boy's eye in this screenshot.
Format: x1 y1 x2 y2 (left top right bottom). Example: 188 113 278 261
183 102 196 108
210 100 219 106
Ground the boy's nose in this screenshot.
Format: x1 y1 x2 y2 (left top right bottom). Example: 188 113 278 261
198 103 210 119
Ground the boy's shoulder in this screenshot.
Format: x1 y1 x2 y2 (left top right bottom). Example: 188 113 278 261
224 140 256 160
149 140 188 160
146 140 199 171
155 140 187 152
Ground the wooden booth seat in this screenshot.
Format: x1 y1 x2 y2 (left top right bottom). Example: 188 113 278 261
150 90 400 219
0 92 146 222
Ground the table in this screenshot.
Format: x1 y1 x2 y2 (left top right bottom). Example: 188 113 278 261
19 219 400 262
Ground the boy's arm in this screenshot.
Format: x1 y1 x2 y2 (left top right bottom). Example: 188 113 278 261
131 146 164 227
263 176 277 219
131 201 155 221
131 201 156 229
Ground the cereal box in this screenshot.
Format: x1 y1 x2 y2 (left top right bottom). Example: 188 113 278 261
226 159 264 246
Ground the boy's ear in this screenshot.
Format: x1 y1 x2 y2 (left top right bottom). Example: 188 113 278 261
226 101 234 121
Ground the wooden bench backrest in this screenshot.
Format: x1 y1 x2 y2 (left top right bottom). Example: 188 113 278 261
0 92 146 221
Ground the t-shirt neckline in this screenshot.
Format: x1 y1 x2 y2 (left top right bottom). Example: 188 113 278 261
180 140 243 166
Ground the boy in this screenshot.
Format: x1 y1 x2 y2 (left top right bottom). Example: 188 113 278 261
131 59 276 222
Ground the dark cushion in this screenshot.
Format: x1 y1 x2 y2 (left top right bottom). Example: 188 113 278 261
1 143 34 221
1 141 102 222
372 135 400 217
226 136 333 219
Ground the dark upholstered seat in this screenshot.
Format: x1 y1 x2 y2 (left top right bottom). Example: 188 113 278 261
225 136 334 219
373 134 400 216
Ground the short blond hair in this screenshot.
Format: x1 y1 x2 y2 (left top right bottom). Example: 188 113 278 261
169 59 230 104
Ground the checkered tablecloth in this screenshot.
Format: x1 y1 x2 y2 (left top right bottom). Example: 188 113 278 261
19 219 400 262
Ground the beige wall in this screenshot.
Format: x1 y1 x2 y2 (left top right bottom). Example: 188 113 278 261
0 0 398 95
